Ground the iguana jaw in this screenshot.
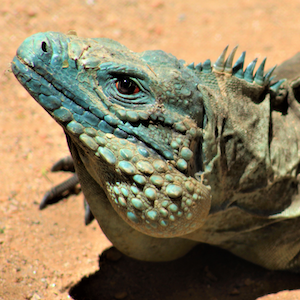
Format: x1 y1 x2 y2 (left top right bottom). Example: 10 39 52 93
12 31 211 238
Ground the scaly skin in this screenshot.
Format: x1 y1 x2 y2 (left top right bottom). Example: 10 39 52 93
12 32 300 270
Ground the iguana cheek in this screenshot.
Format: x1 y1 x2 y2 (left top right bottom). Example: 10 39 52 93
75 127 211 238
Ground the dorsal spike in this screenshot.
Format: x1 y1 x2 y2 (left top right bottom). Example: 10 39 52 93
244 58 258 83
224 45 238 74
187 62 195 69
270 79 286 93
232 51 246 79
269 76 276 82
202 59 212 73
254 57 266 86
213 45 228 72
195 62 202 72
264 65 277 84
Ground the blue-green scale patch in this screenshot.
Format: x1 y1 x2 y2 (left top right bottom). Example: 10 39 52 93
176 158 187 171
162 150 174 160
127 211 139 223
127 136 138 143
168 203 178 213
138 147 150 157
165 174 174 182
180 147 193 160
118 196 127 207
67 121 84 135
133 174 147 185
40 84 53 96
104 114 121 126
166 184 183 198
138 111 149 120
137 161 154 174
185 182 194 193
169 215 175 221
79 134 99 151
64 97 85 115
186 199 193 206
89 106 105 119
130 186 139 195
160 220 168 227
146 210 158 221
61 95 84 115
131 198 144 210
53 107 73 122
98 120 114 133
159 207 168 217
113 128 128 138
73 95 90 110
98 147 117 164
113 186 120 195
161 201 169 207
28 78 41 92
126 111 139 122
119 149 133 160
118 161 136 175
53 81 63 91
150 175 164 187
72 103 85 115
121 187 129 197
83 111 100 126
94 136 107 146
153 160 167 172
84 127 97 137
144 188 157 200
73 113 93 129
118 124 134 135
186 212 193 220
39 94 61 111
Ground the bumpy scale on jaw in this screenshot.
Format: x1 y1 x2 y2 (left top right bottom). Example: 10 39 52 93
12 31 211 238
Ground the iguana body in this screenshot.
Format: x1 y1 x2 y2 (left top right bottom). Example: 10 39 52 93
12 31 300 271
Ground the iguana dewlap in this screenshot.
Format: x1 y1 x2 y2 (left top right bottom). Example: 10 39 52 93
11 31 300 271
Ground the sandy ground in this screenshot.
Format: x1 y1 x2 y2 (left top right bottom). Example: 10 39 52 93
1 0 300 299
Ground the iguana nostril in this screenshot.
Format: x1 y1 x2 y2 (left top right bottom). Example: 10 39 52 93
41 41 48 52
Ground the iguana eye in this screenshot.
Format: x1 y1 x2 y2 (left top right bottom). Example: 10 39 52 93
115 77 140 95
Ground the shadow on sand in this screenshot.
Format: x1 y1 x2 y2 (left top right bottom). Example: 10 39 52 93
69 244 300 300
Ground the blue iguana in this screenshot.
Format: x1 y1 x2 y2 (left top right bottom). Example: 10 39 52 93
11 31 300 271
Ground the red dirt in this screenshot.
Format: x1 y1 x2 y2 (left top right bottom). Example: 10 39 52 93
1 0 300 299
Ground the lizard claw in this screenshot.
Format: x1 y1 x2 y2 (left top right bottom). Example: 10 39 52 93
40 174 81 209
40 156 95 224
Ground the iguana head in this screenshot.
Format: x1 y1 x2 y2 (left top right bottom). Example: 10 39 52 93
12 31 211 238
12 32 278 239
